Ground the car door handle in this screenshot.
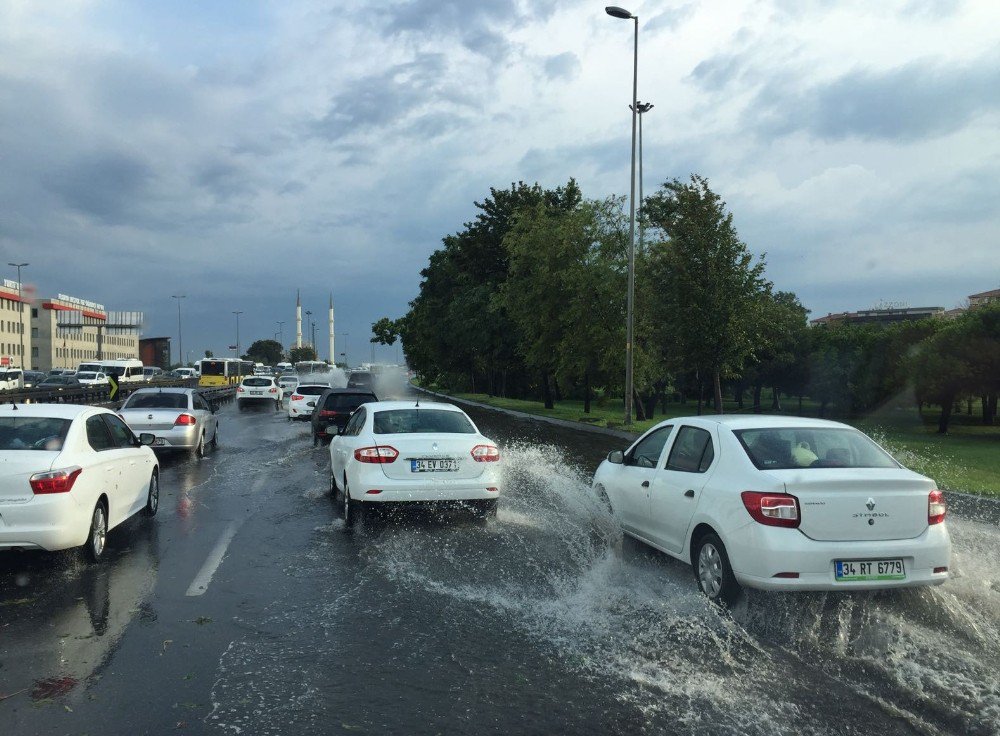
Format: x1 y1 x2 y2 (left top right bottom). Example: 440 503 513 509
684 489 695 498
641 481 650 488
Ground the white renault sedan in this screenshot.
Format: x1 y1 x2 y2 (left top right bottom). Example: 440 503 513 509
328 401 501 526
0 403 160 561
592 415 951 604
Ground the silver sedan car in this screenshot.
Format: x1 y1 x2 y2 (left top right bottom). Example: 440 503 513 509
118 388 219 457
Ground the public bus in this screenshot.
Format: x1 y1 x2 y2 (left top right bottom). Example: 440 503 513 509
295 361 330 375
199 358 253 387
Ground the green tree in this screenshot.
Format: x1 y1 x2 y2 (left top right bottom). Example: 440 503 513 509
644 175 770 412
289 345 317 363
245 339 284 366
371 317 401 347
204 350 214 359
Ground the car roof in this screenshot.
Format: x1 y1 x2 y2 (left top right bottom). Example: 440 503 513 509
0 403 108 419
365 400 462 412
668 414 851 431
321 388 376 395
296 383 330 388
127 387 195 394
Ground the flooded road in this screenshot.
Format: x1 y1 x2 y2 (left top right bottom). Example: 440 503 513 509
1 393 998 735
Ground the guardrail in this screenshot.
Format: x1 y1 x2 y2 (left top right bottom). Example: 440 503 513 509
0 378 236 408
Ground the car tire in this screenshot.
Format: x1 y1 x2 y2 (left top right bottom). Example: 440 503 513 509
83 501 108 563
693 533 741 606
343 481 360 528
143 472 159 516
209 425 218 449
192 432 205 458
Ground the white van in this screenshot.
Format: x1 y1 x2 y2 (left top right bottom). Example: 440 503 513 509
78 362 104 374
0 369 24 391
100 359 145 383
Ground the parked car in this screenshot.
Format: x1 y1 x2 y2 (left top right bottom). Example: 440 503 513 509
591 415 952 605
236 376 283 411
76 371 110 386
0 403 159 561
310 388 378 446
117 388 219 457
287 383 329 421
328 400 501 526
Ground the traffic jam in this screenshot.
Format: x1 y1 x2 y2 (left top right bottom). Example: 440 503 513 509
1 362 996 735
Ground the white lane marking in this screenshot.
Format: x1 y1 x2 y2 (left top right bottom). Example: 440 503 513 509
186 520 242 597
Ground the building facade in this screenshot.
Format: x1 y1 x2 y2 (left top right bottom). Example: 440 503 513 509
139 337 171 369
0 279 31 369
31 294 141 372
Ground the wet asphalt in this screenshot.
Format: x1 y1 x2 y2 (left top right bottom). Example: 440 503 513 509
1 388 998 736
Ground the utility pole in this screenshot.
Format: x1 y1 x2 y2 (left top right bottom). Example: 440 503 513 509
172 294 186 367
233 311 243 359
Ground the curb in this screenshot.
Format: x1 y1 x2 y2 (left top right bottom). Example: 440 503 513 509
410 383 1000 524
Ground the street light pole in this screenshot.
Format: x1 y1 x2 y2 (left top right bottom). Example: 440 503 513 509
277 321 285 351
172 294 186 367
630 101 653 254
233 311 243 359
305 310 313 355
339 333 349 368
8 262 28 368
606 6 639 425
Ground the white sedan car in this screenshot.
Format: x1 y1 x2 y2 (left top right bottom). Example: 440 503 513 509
592 415 951 604
0 403 160 561
328 401 501 526
75 371 110 386
287 383 328 421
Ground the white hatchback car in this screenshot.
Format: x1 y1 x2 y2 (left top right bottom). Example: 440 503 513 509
287 383 328 421
328 401 501 526
592 415 951 604
237 376 283 410
0 403 160 561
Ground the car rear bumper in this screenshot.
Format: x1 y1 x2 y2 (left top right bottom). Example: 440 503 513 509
146 425 201 450
0 496 87 552
726 522 952 591
354 486 500 503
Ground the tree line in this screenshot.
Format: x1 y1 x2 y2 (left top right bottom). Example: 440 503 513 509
375 176 999 434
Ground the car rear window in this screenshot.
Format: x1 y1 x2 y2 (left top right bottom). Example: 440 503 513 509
296 386 327 396
77 372 97 380
373 409 475 434
324 393 376 411
734 427 899 470
124 393 189 409
242 378 272 387
0 417 71 451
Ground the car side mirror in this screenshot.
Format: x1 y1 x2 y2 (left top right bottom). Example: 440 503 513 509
607 450 624 464
139 433 156 446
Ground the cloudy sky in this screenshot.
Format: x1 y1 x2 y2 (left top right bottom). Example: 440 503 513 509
1 0 998 363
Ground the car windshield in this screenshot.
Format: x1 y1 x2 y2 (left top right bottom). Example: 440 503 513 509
124 393 189 409
734 427 900 470
242 378 272 387
0 417 71 451
373 409 476 434
103 366 126 377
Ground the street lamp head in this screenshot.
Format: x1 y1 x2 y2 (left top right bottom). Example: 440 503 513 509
605 6 633 19
631 101 654 113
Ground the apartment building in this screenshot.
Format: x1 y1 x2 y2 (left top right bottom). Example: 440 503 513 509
31 294 141 372
0 279 31 369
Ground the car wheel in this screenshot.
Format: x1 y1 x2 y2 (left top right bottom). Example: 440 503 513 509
83 502 108 563
192 432 205 458
143 472 159 516
209 425 218 449
343 480 360 528
693 533 741 606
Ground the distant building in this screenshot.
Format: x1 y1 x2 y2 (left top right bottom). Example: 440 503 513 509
32 294 141 372
968 288 1000 308
0 279 31 369
810 306 944 327
139 337 171 369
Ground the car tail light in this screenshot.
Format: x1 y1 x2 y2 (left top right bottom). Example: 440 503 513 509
268 387 277 394
354 446 398 463
928 490 946 525
174 413 197 426
29 467 83 495
319 410 338 418
741 491 800 528
237 387 244 393
291 394 304 401
366 489 383 495
471 444 500 462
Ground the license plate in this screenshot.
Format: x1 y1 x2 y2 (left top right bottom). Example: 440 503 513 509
250 390 262 395
411 458 459 473
835 559 905 581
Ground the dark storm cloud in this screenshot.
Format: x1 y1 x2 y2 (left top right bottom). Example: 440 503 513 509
543 51 580 81
44 151 154 225
753 57 1000 142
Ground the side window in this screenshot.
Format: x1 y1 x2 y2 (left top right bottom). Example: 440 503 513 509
103 414 137 448
86 415 115 451
665 426 715 473
345 408 366 437
625 426 672 469
193 395 208 411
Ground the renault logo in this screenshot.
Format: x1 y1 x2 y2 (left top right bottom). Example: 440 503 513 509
866 498 876 511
